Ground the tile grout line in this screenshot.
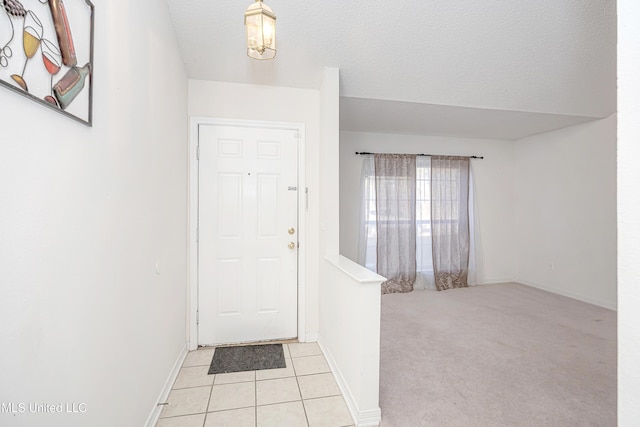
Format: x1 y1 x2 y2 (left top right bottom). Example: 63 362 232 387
201 350 215 426
157 411 208 420
201 374 215 427
254 400 307 409
294 364 311 427
302 394 344 402
171 383 216 391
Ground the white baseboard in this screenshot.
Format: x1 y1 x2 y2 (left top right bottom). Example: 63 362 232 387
354 409 384 427
484 277 516 285
516 279 617 311
144 343 189 427
317 336 382 427
303 332 318 342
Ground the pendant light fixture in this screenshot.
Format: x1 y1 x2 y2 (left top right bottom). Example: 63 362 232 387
244 0 277 60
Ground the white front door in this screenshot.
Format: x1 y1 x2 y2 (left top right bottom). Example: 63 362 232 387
198 123 299 345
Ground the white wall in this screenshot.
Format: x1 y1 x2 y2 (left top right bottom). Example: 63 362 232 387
320 256 384 426
188 80 321 339
319 69 383 426
339 131 516 284
618 0 640 423
320 68 340 256
514 115 617 309
0 1 188 426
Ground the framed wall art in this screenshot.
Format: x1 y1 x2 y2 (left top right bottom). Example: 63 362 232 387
0 0 94 126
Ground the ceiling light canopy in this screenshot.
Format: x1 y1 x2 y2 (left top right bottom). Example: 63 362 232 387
244 0 276 60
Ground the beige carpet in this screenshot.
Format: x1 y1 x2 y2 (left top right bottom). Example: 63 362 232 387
380 283 616 427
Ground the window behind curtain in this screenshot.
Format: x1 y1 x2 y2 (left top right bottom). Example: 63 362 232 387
359 156 436 289
415 157 435 289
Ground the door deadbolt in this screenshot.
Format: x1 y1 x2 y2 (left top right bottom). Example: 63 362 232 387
288 228 296 235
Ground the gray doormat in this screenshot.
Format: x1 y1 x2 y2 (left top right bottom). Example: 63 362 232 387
208 344 285 374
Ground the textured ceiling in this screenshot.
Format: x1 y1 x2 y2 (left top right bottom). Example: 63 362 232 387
340 98 599 140
166 0 616 137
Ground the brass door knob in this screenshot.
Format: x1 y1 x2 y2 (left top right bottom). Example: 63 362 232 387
288 242 296 250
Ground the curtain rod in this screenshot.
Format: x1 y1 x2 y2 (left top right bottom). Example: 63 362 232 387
355 152 484 159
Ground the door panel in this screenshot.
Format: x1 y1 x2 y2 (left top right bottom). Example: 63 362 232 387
198 124 298 345
218 173 243 238
217 259 242 315
257 174 280 237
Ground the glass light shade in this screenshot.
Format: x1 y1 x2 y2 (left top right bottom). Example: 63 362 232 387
244 0 276 60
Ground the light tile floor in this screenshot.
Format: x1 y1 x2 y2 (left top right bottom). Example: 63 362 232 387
156 342 354 427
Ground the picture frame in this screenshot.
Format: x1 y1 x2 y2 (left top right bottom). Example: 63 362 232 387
0 0 94 126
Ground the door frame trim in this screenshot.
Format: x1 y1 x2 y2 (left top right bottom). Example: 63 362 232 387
188 117 307 350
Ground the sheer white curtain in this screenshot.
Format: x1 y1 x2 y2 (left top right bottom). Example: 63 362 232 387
468 163 484 286
374 154 417 294
431 156 470 290
358 156 376 270
415 157 436 289
360 156 433 289
358 154 483 290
